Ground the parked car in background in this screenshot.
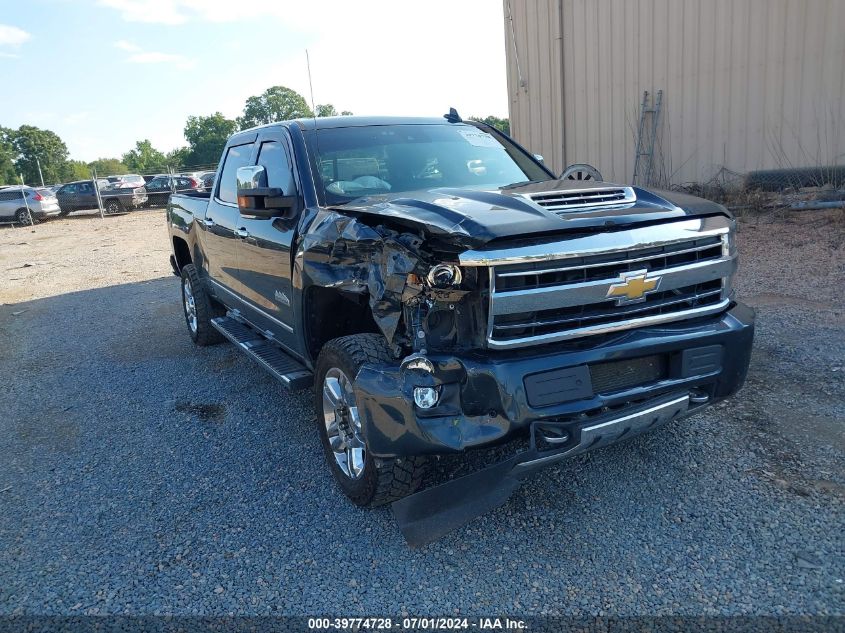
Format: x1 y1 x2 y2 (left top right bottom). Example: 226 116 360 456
0 186 61 224
103 174 145 189
56 180 100 215
100 185 148 214
200 171 216 190
57 179 147 215
143 175 202 207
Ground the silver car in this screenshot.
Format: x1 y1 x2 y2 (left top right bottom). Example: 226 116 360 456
0 186 62 225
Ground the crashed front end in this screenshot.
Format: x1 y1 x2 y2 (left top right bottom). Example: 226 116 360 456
298 208 754 461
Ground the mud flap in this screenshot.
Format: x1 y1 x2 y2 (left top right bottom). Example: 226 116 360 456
391 455 526 547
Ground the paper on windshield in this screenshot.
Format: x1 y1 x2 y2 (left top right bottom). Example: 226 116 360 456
457 128 501 148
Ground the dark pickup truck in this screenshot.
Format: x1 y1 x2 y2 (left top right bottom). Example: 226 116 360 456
167 114 754 544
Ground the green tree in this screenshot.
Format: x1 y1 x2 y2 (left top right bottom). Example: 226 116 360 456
469 115 510 136
122 140 167 174
315 104 338 117
314 104 354 117
238 86 313 128
12 125 70 185
88 158 129 176
0 127 18 185
166 146 191 169
183 113 238 167
63 160 90 181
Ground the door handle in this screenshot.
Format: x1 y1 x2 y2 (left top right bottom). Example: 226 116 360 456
235 227 250 238
203 217 215 227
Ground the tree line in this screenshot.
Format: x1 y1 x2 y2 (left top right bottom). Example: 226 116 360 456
1 85 508 185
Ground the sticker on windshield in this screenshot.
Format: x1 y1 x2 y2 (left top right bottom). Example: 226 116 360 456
458 128 501 148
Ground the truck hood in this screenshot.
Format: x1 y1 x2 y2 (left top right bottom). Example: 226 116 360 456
333 179 729 249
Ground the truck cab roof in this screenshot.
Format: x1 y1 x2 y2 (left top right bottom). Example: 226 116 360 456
231 116 476 143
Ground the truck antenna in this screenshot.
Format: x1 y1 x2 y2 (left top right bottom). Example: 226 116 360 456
306 49 322 201
306 49 318 120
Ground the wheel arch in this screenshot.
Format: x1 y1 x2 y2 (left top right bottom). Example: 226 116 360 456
302 285 381 362
172 235 192 272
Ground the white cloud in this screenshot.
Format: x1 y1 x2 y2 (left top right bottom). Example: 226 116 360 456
0 24 30 59
114 40 195 69
114 39 141 52
0 24 31 47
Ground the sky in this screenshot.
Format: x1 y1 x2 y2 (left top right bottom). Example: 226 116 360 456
0 0 509 162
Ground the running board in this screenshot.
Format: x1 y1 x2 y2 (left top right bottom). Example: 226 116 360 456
210 316 313 390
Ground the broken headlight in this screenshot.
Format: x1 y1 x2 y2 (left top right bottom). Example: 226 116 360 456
426 264 462 288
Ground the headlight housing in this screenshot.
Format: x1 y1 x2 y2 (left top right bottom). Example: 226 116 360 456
426 264 462 288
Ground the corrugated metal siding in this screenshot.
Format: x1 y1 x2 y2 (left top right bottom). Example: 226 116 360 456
504 0 845 185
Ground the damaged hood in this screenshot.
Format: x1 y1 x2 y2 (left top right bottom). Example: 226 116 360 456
333 179 729 248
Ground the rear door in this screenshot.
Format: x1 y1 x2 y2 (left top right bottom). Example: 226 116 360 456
235 128 300 351
199 140 255 300
57 183 79 210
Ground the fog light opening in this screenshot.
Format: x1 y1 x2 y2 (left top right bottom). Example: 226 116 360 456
413 386 440 409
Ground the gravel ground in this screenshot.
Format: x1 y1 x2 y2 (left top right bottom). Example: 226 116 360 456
0 208 842 618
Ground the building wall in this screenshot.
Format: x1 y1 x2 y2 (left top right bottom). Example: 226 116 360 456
504 0 845 185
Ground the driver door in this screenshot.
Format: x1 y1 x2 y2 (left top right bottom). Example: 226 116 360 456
235 128 301 353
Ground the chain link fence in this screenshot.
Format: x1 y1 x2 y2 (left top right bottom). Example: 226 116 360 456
1 162 217 227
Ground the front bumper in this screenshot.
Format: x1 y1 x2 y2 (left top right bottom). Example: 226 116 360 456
356 302 755 458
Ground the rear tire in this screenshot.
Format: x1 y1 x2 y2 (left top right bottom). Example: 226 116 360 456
14 208 35 226
180 263 225 346
315 334 428 507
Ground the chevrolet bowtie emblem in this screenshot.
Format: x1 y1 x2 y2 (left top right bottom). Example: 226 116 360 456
606 270 661 304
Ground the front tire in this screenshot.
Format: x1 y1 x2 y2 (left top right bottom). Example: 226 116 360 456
315 334 428 507
180 263 225 346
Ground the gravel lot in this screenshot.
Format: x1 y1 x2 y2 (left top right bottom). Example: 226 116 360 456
0 208 842 618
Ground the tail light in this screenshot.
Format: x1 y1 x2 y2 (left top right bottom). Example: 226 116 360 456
189 178 199 188
32 192 43 201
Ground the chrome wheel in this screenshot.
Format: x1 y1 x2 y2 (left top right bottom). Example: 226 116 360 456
182 276 198 334
322 367 366 480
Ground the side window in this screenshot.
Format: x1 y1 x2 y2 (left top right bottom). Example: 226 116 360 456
80 183 93 194
257 140 296 195
217 143 253 204
0 190 22 201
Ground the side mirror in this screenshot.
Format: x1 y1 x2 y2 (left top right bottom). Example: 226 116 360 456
533 154 545 164
236 165 296 219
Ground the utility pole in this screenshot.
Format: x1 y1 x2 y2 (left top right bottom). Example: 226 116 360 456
35 156 45 187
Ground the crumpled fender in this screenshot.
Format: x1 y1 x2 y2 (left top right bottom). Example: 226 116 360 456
294 209 425 343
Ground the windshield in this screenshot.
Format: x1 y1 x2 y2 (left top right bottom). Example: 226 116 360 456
306 123 550 205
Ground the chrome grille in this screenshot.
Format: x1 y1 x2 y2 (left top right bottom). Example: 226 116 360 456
524 186 636 213
458 216 736 349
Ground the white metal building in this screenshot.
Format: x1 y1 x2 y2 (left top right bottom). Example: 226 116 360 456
503 0 845 186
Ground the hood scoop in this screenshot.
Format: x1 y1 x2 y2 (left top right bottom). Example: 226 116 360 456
523 186 636 214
